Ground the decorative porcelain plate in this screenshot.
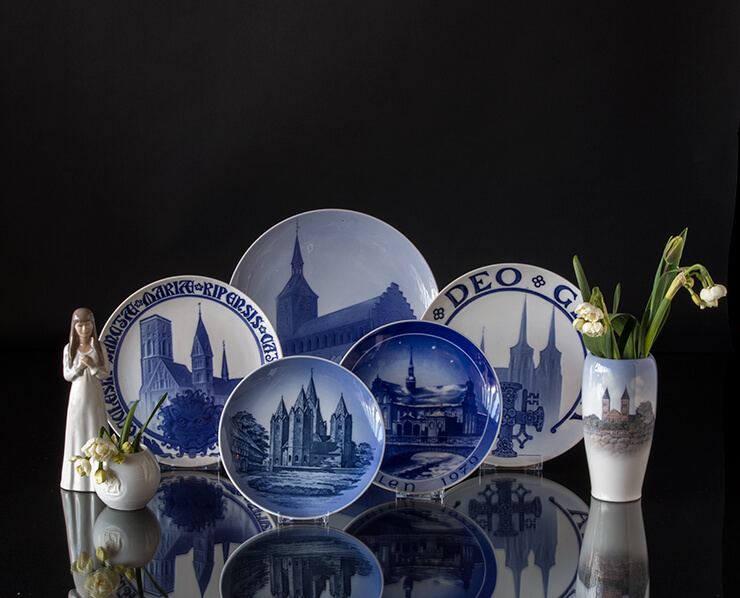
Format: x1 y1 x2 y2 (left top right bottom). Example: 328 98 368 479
444 471 589 598
100 275 281 468
220 526 383 598
340 320 502 495
345 499 498 597
132 471 273 597
422 264 586 467
229 208 439 362
219 355 385 520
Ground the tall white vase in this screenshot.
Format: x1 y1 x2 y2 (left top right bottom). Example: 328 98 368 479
581 353 657 502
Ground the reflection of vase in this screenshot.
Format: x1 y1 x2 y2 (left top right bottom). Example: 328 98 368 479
577 498 649 597
581 353 657 502
94 447 161 511
93 506 162 567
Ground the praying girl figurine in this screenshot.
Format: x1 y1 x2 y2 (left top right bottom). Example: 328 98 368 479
60 308 111 491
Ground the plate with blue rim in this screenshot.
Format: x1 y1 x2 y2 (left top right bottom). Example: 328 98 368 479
99 275 281 468
340 320 502 495
422 263 587 467
219 355 385 520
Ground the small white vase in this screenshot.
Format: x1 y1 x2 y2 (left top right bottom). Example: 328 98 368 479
94 447 161 511
93 506 162 567
581 353 657 502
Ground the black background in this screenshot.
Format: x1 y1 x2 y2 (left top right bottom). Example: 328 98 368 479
2 2 738 595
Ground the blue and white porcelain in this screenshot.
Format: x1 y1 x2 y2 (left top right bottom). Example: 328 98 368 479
444 472 589 598
345 499 497 597
341 320 502 495
229 208 439 362
100 275 281 468
422 264 586 468
141 470 273 597
220 526 384 598
219 355 385 520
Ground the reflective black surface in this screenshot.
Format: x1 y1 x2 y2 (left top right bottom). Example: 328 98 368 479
7 350 729 596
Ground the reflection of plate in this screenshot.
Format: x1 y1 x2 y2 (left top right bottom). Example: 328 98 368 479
100 275 281 468
221 526 383 598
139 471 273 597
422 264 586 467
444 472 589 598
229 208 439 362
345 500 497 597
340 321 502 495
219 356 385 520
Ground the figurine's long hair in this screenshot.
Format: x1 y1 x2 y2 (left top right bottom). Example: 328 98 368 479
68 307 105 368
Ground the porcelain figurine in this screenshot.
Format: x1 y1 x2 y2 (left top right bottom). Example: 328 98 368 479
61 308 111 492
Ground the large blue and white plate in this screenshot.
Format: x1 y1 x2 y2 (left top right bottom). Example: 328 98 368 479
345 499 498 597
422 264 586 467
340 320 502 495
444 472 589 598
220 526 383 598
219 355 385 520
229 208 439 362
100 275 281 468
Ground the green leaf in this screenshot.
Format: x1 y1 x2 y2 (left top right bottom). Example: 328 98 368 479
572 255 592 303
613 283 621 314
119 400 140 450
132 393 168 453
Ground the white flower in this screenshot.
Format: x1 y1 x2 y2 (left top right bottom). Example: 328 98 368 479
572 318 586 332
82 437 120 464
75 458 92 477
700 284 727 305
70 552 94 575
84 568 120 598
575 302 605 323
582 321 606 338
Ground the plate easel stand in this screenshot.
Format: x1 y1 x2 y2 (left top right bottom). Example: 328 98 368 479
276 512 330 528
479 453 544 477
394 488 445 503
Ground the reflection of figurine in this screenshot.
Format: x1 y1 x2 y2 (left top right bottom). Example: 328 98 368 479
61 308 111 492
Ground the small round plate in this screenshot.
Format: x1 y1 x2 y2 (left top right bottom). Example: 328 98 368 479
219 355 385 520
100 275 281 468
221 526 383 598
444 471 589 598
422 264 586 467
340 320 502 495
229 208 439 362
345 499 498 597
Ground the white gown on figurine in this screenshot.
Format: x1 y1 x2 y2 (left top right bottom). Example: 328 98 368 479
61 344 111 491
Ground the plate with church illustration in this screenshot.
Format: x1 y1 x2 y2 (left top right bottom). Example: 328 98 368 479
219 355 385 520
340 320 503 495
229 208 439 363
421 263 587 468
99 275 282 468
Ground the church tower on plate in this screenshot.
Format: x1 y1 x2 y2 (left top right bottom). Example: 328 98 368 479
276 231 319 338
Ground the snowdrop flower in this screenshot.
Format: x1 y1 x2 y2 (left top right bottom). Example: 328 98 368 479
575 302 605 323
700 284 727 304
84 568 120 598
573 318 586 332
95 468 108 485
75 457 92 477
582 321 606 338
82 437 120 464
70 552 94 575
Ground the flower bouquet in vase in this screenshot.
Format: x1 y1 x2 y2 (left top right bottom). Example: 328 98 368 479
70 394 167 510
572 228 726 501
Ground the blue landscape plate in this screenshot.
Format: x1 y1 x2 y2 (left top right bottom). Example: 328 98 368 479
219 355 385 520
220 526 383 598
340 320 502 495
100 275 281 468
422 263 586 467
229 208 438 362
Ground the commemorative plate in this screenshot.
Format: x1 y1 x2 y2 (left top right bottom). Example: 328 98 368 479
219 355 385 520
444 471 589 598
220 526 383 598
345 499 498 597
229 208 439 362
100 275 281 468
422 264 586 467
340 320 502 495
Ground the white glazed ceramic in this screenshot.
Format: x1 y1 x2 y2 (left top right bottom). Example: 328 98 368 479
94 447 161 511
577 498 649 597
581 353 657 502
93 506 162 567
422 263 586 468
